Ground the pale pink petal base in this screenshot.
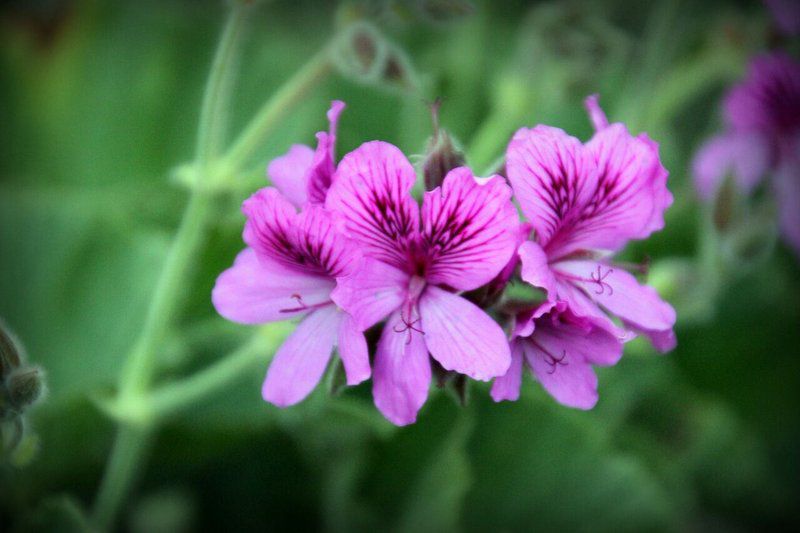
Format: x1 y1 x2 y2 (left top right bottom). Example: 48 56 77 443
372 312 431 426
490 341 525 402
262 305 340 407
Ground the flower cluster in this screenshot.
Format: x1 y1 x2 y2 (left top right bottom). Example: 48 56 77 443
213 97 676 426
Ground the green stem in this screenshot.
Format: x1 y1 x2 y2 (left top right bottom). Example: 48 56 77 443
92 4 250 528
148 327 288 419
222 48 333 171
91 425 154 532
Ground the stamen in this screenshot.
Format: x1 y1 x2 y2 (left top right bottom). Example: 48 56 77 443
279 294 332 314
531 339 569 375
393 305 425 345
589 264 614 295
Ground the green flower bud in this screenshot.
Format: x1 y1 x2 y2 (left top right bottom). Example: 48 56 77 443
422 99 466 191
7 367 46 412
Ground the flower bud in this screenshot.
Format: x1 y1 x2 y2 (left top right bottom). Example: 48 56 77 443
7 367 45 412
422 100 466 191
332 22 418 92
0 320 23 380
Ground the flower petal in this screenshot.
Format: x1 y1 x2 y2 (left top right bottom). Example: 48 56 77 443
421 168 519 290
490 341 525 402
326 141 420 270
244 189 358 277
418 286 511 381
569 124 673 253
523 314 621 410
518 240 558 302
506 125 597 255
212 248 334 324
262 305 340 407
267 144 314 208
372 311 431 426
337 313 371 385
692 133 769 200
554 260 676 344
306 100 346 204
331 258 409 331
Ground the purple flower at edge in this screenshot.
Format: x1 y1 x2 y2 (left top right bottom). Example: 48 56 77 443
692 53 800 258
505 95 677 353
327 141 520 425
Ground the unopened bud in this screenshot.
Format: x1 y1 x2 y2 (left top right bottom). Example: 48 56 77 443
0 320 23 379
7 367 45 411
422 100 465 190
332 22 418 92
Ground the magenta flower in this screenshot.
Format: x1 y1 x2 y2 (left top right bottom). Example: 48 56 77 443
505 95 676 352
327 141 519 425
490 304 623 409
693 53 800 257
212 188 370 407
267 100 345 207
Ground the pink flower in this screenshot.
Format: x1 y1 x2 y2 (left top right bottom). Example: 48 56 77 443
327 141 519 425
267 100 346 207
212 188 371 407
505 95 676 352
693 53 800 257
490 304 623 409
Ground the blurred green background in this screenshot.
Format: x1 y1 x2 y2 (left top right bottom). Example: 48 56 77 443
2 0 800 531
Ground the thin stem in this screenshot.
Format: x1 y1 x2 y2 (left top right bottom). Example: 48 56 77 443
223 47 333 171
148 327 288 419
91 425 154 532
92 4 250 528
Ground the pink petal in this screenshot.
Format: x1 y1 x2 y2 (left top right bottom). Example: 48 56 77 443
490 341 525 402
421 168 519 290
372 311 431 426
584 94 609 131
326 141 420 271
262 305 340 407
267 144 314 208
306 101 346 204
331 258 409 331
506 125 597 255
290 205 362 277
569 124 673 253
553 278 631 342
337 312 371 385
692 133 769 200
244 189 359 277
418 286 511 381
212 248 334 324
555 260 676 341
518 241 558 302
522 315 621 409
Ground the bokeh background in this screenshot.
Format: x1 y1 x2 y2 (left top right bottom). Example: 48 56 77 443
2 0 800 531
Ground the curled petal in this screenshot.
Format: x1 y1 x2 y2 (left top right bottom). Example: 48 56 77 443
262 305 340 407
372 312 431 426
327 141 420 270
518 241 558 303
307 100 346 204
212 248 334 324
267 145 314 208
506 126 597 255
490 341 525 402
337 313 371 385
422 168 519 290
418 286 511 381
331 258 409 331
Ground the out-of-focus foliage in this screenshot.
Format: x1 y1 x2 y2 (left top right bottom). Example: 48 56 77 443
1 0 799 531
